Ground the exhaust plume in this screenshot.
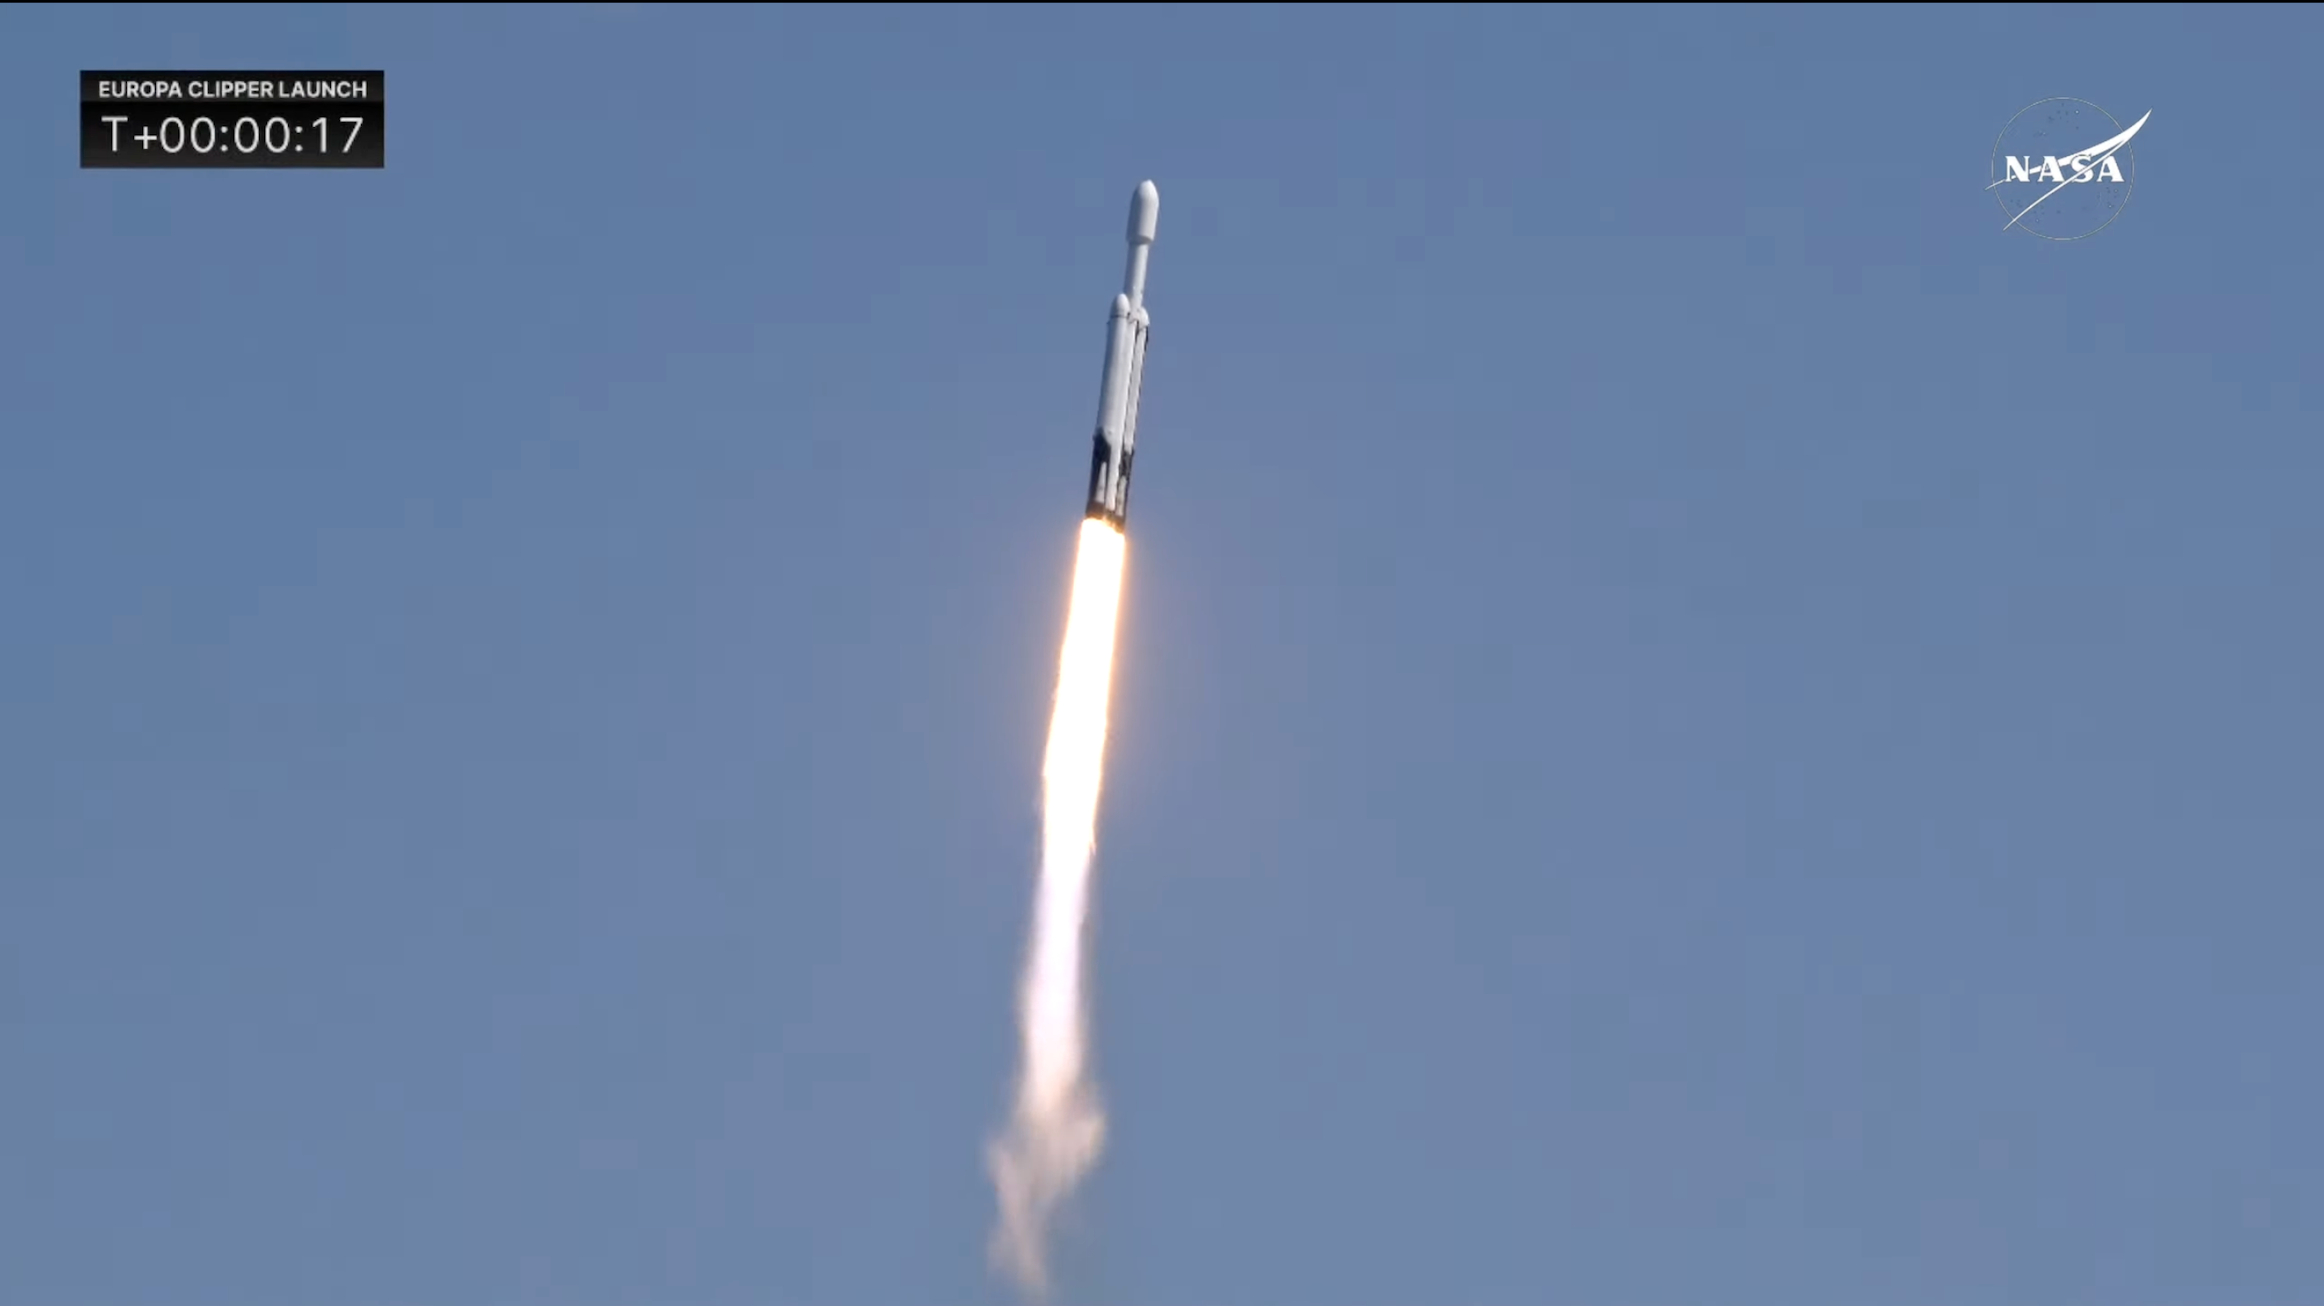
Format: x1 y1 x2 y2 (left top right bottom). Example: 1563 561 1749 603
989 517 1129 1301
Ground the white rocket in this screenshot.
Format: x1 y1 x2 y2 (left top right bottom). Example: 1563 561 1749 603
1084 180 1159 529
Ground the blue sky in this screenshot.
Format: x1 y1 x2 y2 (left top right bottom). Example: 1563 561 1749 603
4 5 2320 1305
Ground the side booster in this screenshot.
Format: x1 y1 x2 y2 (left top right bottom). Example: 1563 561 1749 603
1085 180 1160 530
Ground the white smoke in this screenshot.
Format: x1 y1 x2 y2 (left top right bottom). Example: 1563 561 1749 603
988 518 1129 1301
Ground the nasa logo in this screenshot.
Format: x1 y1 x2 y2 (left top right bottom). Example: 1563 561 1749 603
1986 97 2151 241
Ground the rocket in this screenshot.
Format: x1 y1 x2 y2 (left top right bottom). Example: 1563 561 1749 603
1084 180 1160 530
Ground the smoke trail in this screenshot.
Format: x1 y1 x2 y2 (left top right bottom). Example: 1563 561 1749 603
989 517 1129 1301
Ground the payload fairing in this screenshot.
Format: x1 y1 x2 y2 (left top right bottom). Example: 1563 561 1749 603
1084 180 1160 529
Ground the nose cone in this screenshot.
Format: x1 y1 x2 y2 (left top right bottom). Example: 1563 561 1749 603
1127 180 1160 246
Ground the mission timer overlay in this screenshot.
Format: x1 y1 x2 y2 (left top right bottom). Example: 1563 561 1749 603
81 71 386 169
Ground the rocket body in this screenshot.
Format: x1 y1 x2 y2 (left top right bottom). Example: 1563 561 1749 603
1084 181 1160 529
